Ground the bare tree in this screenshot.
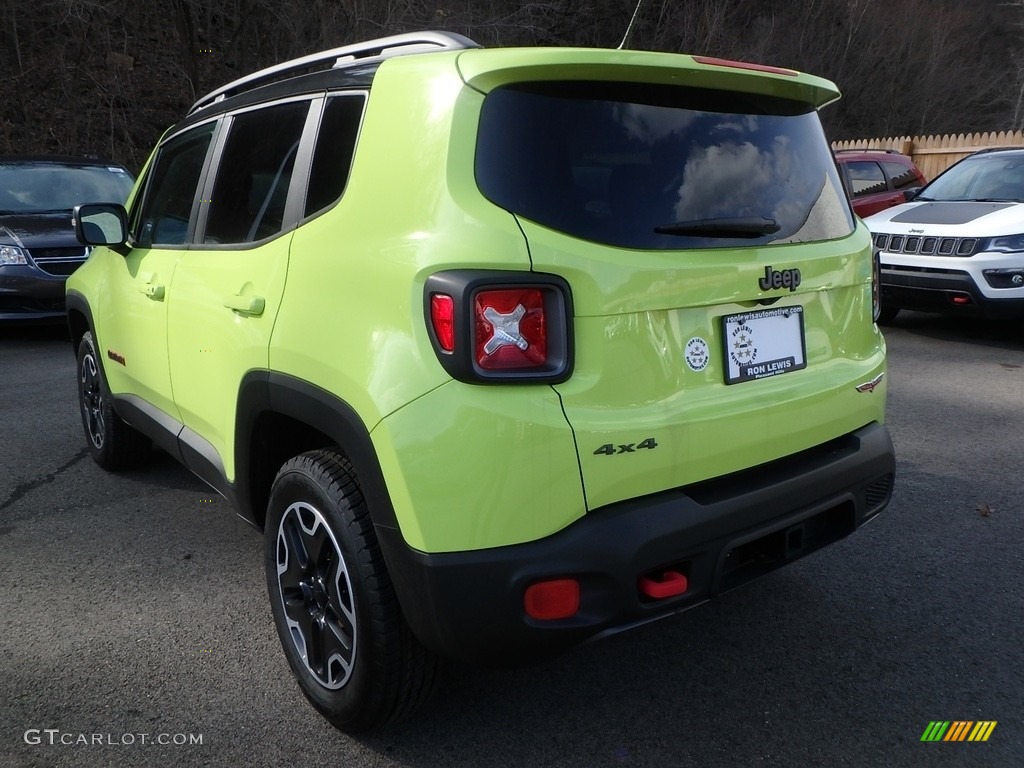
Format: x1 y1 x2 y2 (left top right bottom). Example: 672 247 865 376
0 0 1019 165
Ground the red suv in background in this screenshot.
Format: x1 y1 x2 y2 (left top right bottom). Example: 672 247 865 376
835 149 926 218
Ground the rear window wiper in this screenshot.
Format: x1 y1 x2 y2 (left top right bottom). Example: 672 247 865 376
655 217 780 238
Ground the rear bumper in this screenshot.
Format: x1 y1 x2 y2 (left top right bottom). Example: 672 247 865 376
379 421 895 666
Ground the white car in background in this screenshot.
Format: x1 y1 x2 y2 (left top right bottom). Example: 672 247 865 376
864 147 1024 323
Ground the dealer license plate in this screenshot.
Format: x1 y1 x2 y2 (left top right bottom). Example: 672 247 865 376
722 306 807 385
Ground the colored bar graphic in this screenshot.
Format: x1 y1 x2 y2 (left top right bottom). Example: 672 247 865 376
921 721 996 742
944 721 972 741
921 722 949 742
968 722 997 742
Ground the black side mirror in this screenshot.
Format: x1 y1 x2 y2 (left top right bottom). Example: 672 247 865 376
902 188 922 202
74 203 128 246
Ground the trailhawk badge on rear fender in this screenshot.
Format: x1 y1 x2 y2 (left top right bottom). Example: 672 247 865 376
855 372 885 393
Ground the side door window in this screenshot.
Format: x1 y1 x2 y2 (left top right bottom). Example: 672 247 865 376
202 100 310 244
133 122 216 247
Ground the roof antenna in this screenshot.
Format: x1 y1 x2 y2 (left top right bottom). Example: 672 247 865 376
617 0 646 50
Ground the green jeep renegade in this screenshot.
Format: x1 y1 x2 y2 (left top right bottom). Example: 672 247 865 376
68 31 895 731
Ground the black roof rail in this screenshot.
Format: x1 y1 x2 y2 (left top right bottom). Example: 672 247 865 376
188 30 480 116
834 148 902 155
971 146 1024 155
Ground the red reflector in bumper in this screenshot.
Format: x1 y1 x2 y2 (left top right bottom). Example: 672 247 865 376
524 578 580 620
639 570 689 600
951 294 972 305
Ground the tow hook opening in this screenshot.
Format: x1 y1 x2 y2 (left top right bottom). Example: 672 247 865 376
638 566 689 601
719 501 856 592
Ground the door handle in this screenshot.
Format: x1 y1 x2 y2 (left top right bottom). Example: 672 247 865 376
137 272 165 300
139 283 165 299
223 294 266 316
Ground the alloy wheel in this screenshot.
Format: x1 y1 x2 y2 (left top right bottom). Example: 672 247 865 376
274 501 357 690
79 352 105 450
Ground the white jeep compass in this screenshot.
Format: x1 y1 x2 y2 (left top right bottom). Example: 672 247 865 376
865 147 1024 322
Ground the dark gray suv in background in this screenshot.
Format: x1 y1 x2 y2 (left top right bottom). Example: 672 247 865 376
0 156 134 320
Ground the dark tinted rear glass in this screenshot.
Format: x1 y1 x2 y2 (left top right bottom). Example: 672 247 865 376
476 82 854 249
304 94 365 218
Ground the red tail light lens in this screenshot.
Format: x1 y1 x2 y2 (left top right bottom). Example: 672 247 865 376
474 288 547 370
424 271 573 383
430 294 455 352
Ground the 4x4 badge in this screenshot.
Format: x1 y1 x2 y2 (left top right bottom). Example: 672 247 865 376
594 438 658 456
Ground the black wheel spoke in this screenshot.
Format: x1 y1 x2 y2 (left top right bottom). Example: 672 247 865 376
324 603 354 656
327 568 356 633
307 616 328 676
305 525 332 577
278 515 311 577
321 612 354 683
284 589 311 630
92 406 105 444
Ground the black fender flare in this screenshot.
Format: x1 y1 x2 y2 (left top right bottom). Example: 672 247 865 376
235 371 402 536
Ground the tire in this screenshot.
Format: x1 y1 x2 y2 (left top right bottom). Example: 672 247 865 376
265 449 439 732
76 330 150 470
876 304 900 325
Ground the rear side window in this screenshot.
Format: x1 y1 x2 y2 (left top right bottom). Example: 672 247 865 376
476 82 854 250
204 100 310 244
881 160 921 191
845 161 887 195
304 94 365 218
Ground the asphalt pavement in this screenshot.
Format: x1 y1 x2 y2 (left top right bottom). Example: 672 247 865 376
0 315 1021 768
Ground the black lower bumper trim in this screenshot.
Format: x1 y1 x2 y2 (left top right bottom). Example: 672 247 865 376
378 422 895 667
881 268 1024 318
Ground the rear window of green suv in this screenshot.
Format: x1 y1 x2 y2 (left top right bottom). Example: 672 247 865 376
475 81 854 250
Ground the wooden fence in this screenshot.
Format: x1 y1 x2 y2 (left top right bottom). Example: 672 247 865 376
832 131 1024 181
